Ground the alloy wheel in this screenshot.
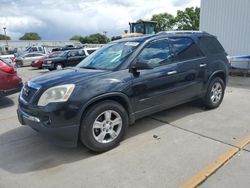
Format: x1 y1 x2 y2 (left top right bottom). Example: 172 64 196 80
92 110 122 144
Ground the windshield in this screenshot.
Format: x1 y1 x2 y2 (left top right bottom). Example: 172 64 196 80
77 41 140 70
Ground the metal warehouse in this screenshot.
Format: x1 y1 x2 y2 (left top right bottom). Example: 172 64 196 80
200 0 250 56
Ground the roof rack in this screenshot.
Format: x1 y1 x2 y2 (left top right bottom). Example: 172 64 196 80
157 31 207 35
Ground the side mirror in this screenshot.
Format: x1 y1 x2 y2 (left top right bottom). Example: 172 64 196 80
132 61 153 70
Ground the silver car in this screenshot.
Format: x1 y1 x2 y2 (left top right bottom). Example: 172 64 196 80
16 53 46 67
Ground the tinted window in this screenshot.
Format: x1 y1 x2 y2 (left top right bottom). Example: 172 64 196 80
68 51 78 57
38 47 43 51
87 50 96 55
137 39 171 67
170 37 204 62
199 36 225 54
31 47 38 52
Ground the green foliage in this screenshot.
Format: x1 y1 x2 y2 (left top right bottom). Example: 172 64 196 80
175 7 200 30
151 13 175 32
70 33 110 44
19 32 41 40
70 35 82 41
150 7 200 31
0 34 11 40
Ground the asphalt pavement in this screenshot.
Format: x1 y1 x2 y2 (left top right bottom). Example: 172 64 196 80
0 67 249 188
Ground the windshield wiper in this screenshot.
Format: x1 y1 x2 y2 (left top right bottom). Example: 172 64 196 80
80 66 98 70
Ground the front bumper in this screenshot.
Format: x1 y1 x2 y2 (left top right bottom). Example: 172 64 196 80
42 63 54 69
17 107 80 147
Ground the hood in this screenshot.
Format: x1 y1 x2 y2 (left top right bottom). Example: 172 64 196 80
30 67 108 88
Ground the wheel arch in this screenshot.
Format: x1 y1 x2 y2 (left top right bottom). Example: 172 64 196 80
206 70 227 89
78 92 135 126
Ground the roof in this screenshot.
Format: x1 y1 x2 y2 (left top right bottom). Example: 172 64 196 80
113 31 213 43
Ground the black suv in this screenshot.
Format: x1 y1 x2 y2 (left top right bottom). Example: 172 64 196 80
42 49 87 70
17 31 229 152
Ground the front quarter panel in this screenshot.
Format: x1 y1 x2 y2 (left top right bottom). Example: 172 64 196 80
73 69 133 122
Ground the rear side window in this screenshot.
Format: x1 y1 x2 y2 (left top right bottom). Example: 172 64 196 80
199 36 225 54
137 39 171 67
169 37 204 62
38 47 43 51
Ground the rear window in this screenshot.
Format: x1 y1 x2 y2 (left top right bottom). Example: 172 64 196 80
169 37 204 62
199 36 225 54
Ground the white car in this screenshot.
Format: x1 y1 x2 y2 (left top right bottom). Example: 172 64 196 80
16 53 46 67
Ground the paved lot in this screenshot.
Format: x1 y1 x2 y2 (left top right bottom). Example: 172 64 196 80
0 67 250 188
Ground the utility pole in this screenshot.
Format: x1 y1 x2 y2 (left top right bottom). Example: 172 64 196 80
103 31 107 37
3 27 8 51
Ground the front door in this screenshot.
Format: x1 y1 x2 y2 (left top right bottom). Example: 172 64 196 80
130 38 183 117
67 51 80 66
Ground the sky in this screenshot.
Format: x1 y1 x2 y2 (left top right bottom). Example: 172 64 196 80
0 0 200 40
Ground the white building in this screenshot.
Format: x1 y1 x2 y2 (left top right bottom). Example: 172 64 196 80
0 40 81 53
200 0 250 56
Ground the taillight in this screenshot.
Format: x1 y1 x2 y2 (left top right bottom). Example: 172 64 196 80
0 60 16 74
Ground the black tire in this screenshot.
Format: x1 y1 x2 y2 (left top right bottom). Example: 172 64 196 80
55 63 63 70
80 100 128 152
203 77 225 109
48 68 54 71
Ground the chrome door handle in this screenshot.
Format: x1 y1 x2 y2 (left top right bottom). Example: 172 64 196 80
167 70 177 75
200 63 207 67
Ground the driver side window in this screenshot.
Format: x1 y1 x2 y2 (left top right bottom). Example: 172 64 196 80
137 39 171 68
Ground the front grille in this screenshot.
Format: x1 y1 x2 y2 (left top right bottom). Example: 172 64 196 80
21 84 39 103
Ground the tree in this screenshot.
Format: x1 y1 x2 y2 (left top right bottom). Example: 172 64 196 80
70 33 109 44
70 35 82 41
80 33 110 44
0 34 11 40
175 7 200 30
151 13 175 32
19 32 41 40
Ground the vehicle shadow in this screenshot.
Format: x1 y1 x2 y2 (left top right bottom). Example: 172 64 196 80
0 97 15 109
0 101 205 174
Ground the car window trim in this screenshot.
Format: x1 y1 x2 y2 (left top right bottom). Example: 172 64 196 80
133 37 176 68
169 36 206 62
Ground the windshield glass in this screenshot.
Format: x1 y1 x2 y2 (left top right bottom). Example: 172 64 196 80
77 41 140 70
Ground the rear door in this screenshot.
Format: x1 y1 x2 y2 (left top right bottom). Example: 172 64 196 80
168 37 207 100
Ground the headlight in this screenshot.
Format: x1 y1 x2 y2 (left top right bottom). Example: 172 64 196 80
46 60 52 64
37 84 75 106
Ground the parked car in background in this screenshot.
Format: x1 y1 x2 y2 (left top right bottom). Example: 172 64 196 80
43 48 98 70
17 31 229 152
0 57 16 67
0 59 22 98
52 45 80 52
16 53 46 67
31 51 62 69
14 46 47 57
